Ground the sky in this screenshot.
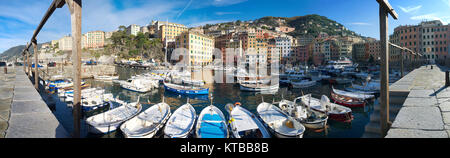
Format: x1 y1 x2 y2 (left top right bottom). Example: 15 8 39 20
1 0 450 54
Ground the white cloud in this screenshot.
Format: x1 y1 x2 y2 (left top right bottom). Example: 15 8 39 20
410 13 450 24
398 5 422 13
215 12 241 15
211 0 248 6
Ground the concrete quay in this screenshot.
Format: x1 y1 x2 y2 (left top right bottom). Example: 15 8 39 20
385 65 450 138
0 66 69 138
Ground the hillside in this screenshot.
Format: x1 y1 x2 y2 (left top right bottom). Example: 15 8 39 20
253 14 362 38
0 43 46 61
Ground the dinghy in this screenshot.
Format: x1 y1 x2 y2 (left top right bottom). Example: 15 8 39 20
225 102 271 138
120 98 171 138
256 101 305 138
164 100 197 138
278 98 328 130
299 94 353 123
332 87 375 100
195 102 229 138
86 97 142 134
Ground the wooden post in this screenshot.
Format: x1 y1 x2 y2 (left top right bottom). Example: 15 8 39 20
401 51 404 77
23 51 27 72
33 40 39 90
27 49 31 78
377 0 397 137
66 0 82 138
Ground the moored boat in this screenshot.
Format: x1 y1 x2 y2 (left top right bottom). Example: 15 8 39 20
256 101 305 138
290 80 316 88
120 98 171 138
164 82 209 95
86 97 142 134
278 98 328 130
195 103 229 138
225 102 271 138
164 100 197 138
299 94 353 123
330 88 367 108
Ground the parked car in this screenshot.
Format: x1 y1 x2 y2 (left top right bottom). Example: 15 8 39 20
48 62 56 67
0 61 6 67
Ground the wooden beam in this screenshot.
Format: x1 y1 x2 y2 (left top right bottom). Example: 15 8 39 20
33 40 39 90
379 5 390 137
66 0 82 138
376 0 398 19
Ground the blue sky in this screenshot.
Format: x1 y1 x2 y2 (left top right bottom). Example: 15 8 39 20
1 0 450 54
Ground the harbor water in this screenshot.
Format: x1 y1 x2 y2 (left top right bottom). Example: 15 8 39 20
46 66 378 138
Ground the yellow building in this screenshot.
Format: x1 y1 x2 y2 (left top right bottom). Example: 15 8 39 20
159 22 188 43
84 31 105 49
176 31 215 66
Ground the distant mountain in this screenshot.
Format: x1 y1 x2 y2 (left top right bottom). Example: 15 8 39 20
0 43 45 61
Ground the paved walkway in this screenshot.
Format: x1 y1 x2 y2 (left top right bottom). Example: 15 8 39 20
0 66 69 138
386 65 450 138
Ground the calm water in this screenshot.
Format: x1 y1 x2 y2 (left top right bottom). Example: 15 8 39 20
47 66 378 138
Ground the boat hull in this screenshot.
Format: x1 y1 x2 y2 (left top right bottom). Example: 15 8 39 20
331 92 366 108
164 83 209 95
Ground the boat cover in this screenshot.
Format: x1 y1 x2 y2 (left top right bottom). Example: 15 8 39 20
165 104 196 137
198 114 227 138
231 106 259 132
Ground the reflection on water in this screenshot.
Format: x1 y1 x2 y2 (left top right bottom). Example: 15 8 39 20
49 66 377 138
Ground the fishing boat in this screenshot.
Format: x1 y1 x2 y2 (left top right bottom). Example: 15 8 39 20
164 82 209 95
330 87 371 108
120 98 172 138
164 100 197 138
195 101 229 138
278 98 328 130
256 101 305 138
299 94 353 123
86 97 142 134
290 79 316 88
225 102 271 138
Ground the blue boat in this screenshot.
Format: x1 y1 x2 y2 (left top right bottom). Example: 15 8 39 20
32 64 43 68
163 82 209 95
195 105 229 138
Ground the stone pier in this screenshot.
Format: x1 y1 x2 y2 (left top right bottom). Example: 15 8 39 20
386 65 450 138
0 66 69 138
